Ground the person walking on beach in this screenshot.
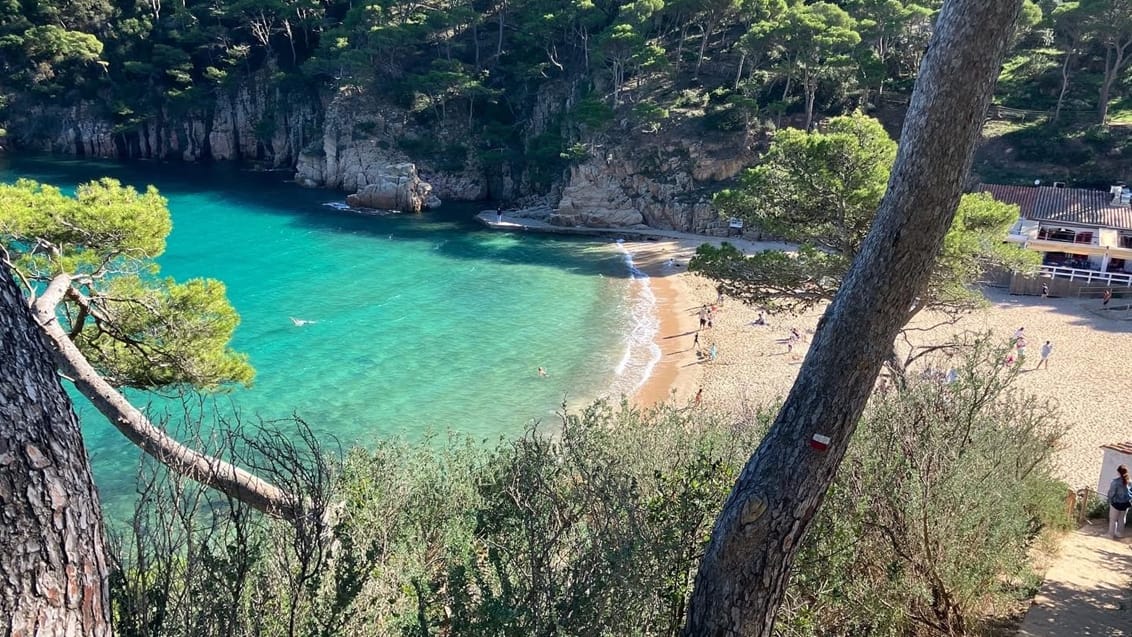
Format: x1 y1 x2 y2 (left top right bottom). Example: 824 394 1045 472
496 203 504 224
699 306 708 329
1013 326 1025 340
692 330 700 350
1015 335 1027 359
709 343 718 362
694 387 703 406
1041 283 1049 299
1036 341 1053 369
1103 288 1113 306
1107 465 1132 539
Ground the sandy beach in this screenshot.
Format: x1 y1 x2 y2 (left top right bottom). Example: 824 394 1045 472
475 213 1132 490
626 238 1132 491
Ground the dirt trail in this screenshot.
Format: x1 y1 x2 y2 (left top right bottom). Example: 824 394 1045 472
1018 522 1132 637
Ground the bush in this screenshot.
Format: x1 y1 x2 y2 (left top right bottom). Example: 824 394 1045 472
570 97 614 129
109 344 1067 637
776 339 1066 636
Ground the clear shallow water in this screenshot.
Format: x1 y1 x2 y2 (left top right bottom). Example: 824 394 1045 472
1 156 657 518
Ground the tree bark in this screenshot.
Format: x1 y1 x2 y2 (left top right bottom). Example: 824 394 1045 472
1054 49 1072 123
1098 40 1130 124
31 274 298 521
803 75 816 131
682 1 1024 635
0 263 112 636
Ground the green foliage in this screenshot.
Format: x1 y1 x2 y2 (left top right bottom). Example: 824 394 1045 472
780 337 1067 635
560 142 591 162
525 130 569 190
0 0 1118 188
0 178 169 275
571 95 616 129
107 350 1068 636
0 178 253 390
699 113 1036 317
714 112 895 257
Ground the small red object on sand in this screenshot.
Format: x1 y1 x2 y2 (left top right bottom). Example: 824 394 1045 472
810 434 831 452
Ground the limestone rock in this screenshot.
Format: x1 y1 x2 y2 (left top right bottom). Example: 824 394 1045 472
426 173 487 201
344 163 437 213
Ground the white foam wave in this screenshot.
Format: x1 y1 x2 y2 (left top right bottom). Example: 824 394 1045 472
607 241 662 398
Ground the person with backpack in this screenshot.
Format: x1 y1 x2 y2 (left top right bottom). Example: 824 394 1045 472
1107 465 1132 539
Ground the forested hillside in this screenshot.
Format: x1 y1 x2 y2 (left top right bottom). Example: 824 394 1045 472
2 0 1132 216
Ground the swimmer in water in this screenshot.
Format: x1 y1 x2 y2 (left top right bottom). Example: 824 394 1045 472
538 367 548 377
290 317 317 326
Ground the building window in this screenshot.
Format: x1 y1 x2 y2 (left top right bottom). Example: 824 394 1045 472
1038 227 1094 244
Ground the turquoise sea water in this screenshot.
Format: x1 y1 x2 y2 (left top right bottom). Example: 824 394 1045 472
1 156 658 518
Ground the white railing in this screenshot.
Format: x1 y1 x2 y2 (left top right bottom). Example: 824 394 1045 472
1042 265 1132 286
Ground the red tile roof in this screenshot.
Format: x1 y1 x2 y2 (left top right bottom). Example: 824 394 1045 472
977 183 1132 231
1101 442 1132 455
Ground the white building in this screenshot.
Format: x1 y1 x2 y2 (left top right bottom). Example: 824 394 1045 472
1098 442 1132 496
980 183 1132 287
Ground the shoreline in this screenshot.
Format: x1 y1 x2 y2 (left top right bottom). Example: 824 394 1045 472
615 240 711 409
484 211 1132 491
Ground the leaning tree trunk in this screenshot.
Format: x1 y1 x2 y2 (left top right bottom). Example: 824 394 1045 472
0 263 112 636
682 1 1024 635
31 274 298 521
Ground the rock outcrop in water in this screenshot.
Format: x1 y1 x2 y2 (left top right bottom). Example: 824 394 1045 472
343 163 439 213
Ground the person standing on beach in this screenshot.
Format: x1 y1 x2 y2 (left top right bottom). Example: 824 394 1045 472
699 306 708 329
1015 335 1027 359
1103 288 1113 306
693 330 700 350
1107 465 1131 539
1036 341 1053 369
496 203 503 223
1013 326 1024 340
709 343 718 362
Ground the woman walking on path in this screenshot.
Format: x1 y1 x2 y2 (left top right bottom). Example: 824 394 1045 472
1107 465 1132 539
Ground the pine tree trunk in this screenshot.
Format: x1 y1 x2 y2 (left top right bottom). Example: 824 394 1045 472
31 274 298 521
0 263 112 637
681 1 1024 635
1100 47 1115 124
804 78 816 131
1054 50 1072 123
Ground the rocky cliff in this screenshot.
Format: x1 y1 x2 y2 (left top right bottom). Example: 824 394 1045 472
293 92 495 202
551 131 752 233
8 74 320 165
5 81 751 231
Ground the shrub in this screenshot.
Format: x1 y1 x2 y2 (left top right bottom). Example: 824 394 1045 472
776 339 1066 636
109 344 1066 637
571 97 615 129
